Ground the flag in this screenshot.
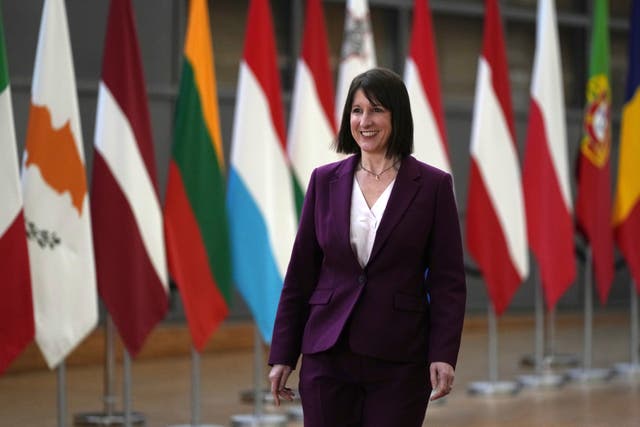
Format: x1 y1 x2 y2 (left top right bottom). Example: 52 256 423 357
576 0 614 304
91 0 168 356
0 6 34 375
404 0 451 173
163 0 232 351
335 0 376 127
522 0 576 309
21 0 97 368
288 0 338 214
466 0 529 315
613 0 640 292
226 0 297 343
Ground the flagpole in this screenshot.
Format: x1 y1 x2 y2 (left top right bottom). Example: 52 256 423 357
468 302 520 396
57 361 67 427
518 267 565 388
613 280 640 376
230 326 287 427
568 247 612 382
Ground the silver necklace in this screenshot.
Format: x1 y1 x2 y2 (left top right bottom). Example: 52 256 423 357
359 160 399 181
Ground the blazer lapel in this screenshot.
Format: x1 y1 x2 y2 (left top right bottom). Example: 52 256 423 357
329 155 360 265
368 155 421 265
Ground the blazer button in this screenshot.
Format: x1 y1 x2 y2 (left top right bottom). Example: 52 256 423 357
358 274 367 285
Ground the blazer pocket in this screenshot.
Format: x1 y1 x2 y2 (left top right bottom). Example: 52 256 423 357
308 288 334 305
394 292 426 313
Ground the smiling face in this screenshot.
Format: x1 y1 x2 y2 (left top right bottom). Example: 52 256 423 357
349 89 392 157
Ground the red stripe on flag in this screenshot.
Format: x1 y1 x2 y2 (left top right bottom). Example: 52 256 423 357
615 202 640 293
92 153 168 356
302 0 335 134
0 212 34 374
467 162 522 315
409 0 448 154
100 0 159 192
576 157 615 304
164 161 228 351
243 0 286 147
482 0 516 142
523 100 576 309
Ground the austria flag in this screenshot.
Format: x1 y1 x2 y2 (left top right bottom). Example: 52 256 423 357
466 0 529 315
404 0 451 173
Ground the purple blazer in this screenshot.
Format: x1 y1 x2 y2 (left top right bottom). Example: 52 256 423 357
268 154 466 369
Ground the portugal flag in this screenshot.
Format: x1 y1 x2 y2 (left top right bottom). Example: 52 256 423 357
576 0 614 304
612 0 640 291
163 0 232 351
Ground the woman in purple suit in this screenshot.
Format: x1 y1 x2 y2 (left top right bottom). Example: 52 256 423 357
268 67 466 427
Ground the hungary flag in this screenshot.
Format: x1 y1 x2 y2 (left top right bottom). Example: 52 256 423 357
163 0 232 351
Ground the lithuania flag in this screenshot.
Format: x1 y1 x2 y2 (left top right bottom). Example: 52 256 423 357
163 0 232 351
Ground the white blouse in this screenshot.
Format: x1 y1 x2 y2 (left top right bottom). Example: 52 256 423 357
350 176 396 268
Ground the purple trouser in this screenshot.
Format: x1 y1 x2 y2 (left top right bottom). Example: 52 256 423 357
298 338 431 427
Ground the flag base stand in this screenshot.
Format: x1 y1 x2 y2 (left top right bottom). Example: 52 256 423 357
566 368 613 383
285 405 304 422
229 414 287 427
73 412 145 426
613 363 640 377
520 353 580 369
467 380 521 396
517 372 566 388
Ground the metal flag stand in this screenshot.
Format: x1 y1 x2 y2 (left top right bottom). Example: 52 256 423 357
468 302 521 396
57 362 67 427
74 316 144 426
169 347 224 427
613 280 640 377
518 268 566 388
567 248 612 382
230 327 287 427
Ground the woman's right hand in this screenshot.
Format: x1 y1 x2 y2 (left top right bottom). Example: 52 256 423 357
268 364 294 406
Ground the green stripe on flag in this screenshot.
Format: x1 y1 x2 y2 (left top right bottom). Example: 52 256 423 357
173 60 233 304
0 6 9 91
589 0 610 78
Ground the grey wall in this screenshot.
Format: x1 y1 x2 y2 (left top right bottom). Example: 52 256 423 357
3 0 634 322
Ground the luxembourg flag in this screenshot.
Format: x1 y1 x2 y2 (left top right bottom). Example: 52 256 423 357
335 0 376 127
466 0 529 315
288 0 338 214
226 0 297 343
404 0 451 173
523 0 576 309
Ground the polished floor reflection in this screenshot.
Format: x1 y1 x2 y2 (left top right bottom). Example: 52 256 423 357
1 311 638 427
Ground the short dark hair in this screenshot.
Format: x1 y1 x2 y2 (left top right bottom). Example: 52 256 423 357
335 67 414 158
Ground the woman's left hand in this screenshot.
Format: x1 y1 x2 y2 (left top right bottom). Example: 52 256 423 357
429 361 455 401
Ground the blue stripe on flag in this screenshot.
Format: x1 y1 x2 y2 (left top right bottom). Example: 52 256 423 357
226 167 284 343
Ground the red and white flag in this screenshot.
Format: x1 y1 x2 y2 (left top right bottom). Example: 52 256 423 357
404 0 451 173
21 0 98 368
91 0 168 356
288 0 338 212
335 0 376 127
0 7 34 374
523 0 576 309
466 0 529 315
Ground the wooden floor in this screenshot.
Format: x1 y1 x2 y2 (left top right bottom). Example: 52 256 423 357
1 311 639 427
